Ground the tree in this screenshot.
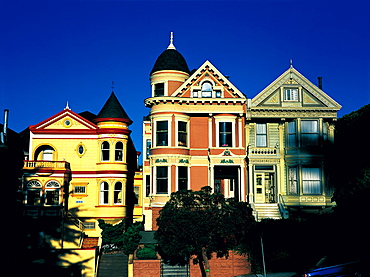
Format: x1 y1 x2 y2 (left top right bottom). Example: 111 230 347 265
122 224 142 263
155 186 255 277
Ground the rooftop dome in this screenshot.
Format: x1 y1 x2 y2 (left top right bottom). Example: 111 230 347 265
150 32 190 75
95 92 132 125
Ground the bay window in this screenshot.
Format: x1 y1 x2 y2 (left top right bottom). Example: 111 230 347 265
178 121 187 147
156 121 168 146
156 166 168 194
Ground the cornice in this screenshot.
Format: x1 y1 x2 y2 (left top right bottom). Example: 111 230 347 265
144 96 247 108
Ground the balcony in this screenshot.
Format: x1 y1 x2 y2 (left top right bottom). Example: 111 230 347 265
248 147 279 156
24 160 71 170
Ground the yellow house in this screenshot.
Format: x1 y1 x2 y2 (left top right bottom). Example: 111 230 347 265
21 92 139 276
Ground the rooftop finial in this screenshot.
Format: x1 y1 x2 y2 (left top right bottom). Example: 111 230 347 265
290 59 293 68
167 31 176 50
111 81 115 92
65 101 70 110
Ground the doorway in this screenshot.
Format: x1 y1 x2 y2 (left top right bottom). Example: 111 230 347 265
254 166 276 203
214 166 239 200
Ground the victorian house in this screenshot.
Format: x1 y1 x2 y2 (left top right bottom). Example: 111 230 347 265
20 92 139 276
142 34 341 230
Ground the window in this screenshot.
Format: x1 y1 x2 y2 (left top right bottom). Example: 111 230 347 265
178 166 188 191
146 175 150 197
219 122 232 147
201 81 213 97
156 166 168 194
42 146 54 161
45 181 60 206
114 182 123 205
192 90 199 98
215 90 221 98
178 121 187 147
83 222 95 230
284 88 298 101
74 185 86 194
101 141 110 161
100 181 109 205
287 121 297 147
288 167 298 195
301 120 319 146
27 180 42 205
256 123 267 147
115 141 123 161
134 186 140 205
302 167 321 194
154 83 164 97
156 121 168 146
146 139 151 159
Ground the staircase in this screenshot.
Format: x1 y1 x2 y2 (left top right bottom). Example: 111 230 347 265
252 203 282 221
97 252 128 277
162 263 189 276
81 237 99 249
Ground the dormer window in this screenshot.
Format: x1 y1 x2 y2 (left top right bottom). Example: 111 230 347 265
201 81 213 98
284 88 299 101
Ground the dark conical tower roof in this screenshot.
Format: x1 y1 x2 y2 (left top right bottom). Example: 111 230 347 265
96 92 132 124
150 32 189 75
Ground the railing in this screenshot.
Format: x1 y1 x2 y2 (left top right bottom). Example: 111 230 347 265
67 212 85 231
24 160 70 170
278 194 289 219
249 147 278 155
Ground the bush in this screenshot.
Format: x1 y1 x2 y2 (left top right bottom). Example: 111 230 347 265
136 244 158 260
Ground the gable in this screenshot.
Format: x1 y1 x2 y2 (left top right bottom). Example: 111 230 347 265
251 66 342 110
30 108 98 133
172 60 246 100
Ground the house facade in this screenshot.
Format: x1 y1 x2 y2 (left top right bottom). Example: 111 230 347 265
20 92 139 276
142 34 341 230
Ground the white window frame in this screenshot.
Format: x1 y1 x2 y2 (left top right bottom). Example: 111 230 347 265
177 166 189 191
114 181 123 205
44 180 61 206
215 116 236 148
100 181 109 205
155 166 169 194
283 88 299 101
256 123 268 147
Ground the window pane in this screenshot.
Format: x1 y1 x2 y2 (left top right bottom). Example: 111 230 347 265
101 141 110 161
154 83 164 97
302 168 321 194
100 182 109 204
256 123 267 147
45 190 59 205
178 121 187 147
178 166 188 191
115 141 123 161
156 167 168 194
156 121 168 146
219 122 232 147
288 121 297 147
301 121 319 146
288 167 298 195
114 182 123 204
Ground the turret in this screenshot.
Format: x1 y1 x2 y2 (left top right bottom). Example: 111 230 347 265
150 32 190 97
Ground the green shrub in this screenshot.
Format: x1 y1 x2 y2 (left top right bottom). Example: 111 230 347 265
136 244 158 260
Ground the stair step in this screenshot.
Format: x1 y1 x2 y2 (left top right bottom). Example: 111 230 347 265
253 203 282 221
97 252 128 277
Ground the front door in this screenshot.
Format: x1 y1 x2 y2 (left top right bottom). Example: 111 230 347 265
254 172 275 203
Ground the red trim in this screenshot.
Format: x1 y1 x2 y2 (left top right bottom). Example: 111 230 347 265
30 109 98 130
93 117 132 125
31 129 98 134
96 128 132 135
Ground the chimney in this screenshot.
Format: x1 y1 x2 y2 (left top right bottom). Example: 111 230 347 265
1 109 8 145
317 77 323 90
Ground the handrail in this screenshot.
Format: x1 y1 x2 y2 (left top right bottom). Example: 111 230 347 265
278 194 289 219
67 212 85 231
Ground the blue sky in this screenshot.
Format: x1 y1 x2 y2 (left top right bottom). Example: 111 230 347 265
1 0 369 160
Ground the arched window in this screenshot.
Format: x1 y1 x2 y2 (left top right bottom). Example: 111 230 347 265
26 180 42 205
101 141 110 161
35 145 55 161
201 81 212 98
45 180 61 206
115 141 123 161
114 182 123 205
100 181 109 205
